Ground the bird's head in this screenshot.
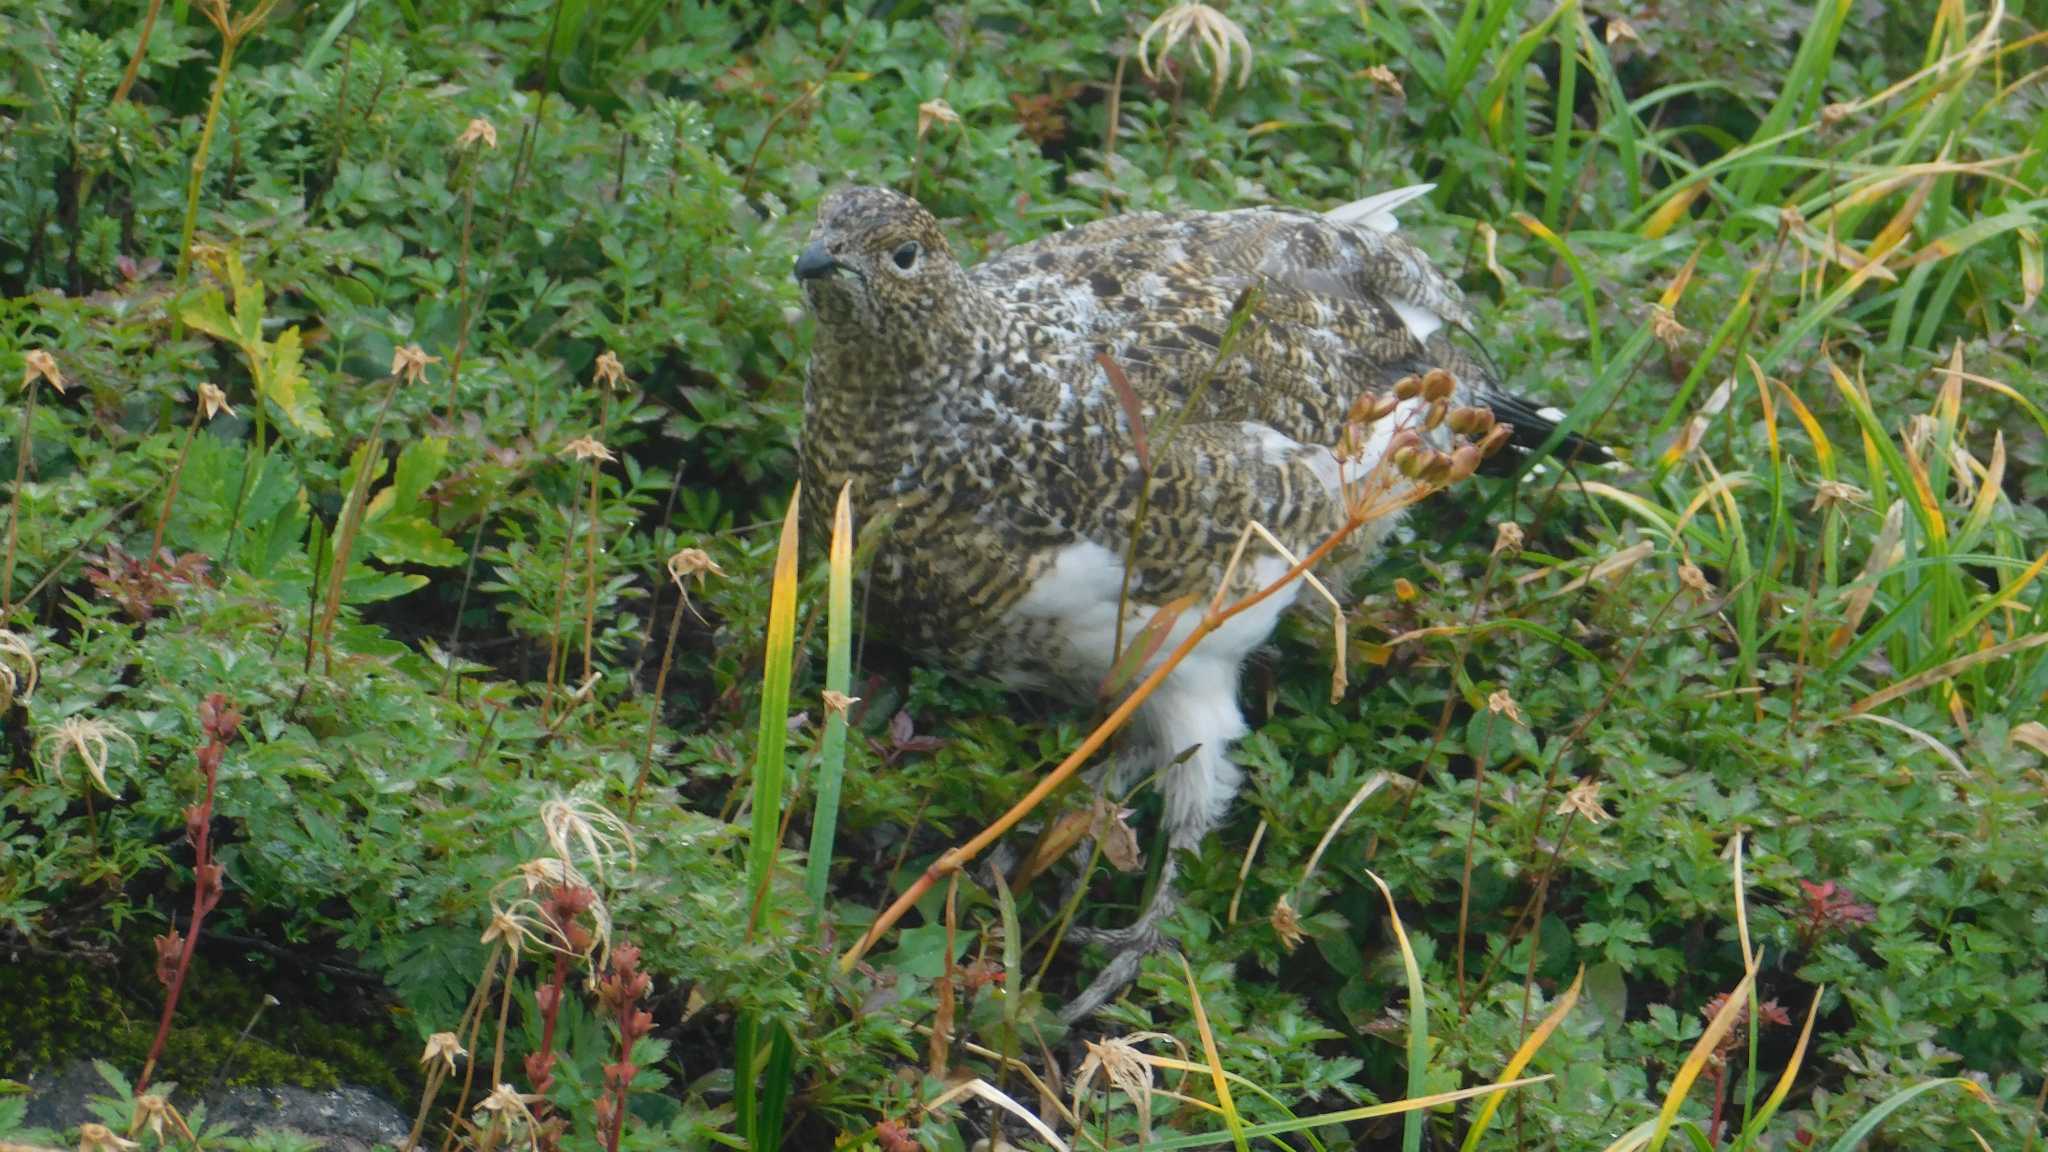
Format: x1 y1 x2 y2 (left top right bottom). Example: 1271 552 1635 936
795 185 961 340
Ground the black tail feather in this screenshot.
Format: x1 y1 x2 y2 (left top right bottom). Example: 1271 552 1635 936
1481 388 1614 470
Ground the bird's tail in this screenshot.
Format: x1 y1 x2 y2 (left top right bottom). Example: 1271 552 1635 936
1479 385 1617 468
1323 183 1436 234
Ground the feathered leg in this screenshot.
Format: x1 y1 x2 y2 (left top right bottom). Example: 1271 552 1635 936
1059 666 1248 1023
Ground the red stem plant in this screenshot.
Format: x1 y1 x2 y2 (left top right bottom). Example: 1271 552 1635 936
525 883 595 1151
139 692 242 1091
594 940 654 1152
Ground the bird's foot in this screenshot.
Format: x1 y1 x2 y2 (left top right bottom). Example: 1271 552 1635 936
1057 880 1180 1024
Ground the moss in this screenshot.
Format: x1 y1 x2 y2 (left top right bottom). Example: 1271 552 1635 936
0 945 412 1100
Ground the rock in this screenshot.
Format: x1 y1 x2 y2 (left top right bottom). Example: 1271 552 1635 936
209 1084 410 1152
18 1061 410 1152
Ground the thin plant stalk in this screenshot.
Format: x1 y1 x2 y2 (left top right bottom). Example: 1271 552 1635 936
541 508 578 723
111 0 167 104
631 604 688 820
172 39 236 305
149 406 207 561
1455 709 1493 1016
173 0 284 312
580 454 603 686
315 374 403 672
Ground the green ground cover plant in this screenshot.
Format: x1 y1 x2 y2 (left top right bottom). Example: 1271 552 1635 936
1 0 2043 1148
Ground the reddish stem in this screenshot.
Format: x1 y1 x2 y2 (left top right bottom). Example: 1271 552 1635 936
139 697 236 1092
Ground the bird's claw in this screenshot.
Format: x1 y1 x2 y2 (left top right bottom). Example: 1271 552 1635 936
1057 878 1181 1024
1058 924 1174 1024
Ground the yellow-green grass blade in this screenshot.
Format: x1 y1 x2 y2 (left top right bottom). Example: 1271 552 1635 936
1461 967 1583 1152
804 483 854 917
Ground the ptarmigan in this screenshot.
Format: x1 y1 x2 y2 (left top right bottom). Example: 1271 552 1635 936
795 184 1602 1021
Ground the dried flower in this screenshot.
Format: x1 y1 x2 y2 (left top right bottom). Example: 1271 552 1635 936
667 548 726 615
1362 64 1403 98
539 788 638 885
0 629 37 710
1493 521 1525 557
1811 479 1867 512
196 382 234 421
1091 795 1144 873
593 350 627 390
390 344 439 384
1555 778 1610 825
1487 689 1523 725
1819 101 1854 129
1650 304 1690 350
22 349 66 394
1269 895 1304 952
1138 2 1255 109
822 689 860 716
420 1032 466 1074
128 1094 189 1145
1605 16 1640 45
482 903 561 958
560 436 615 463
1073 1031 1183 1141
916 98 960 140
1678 560 1714 597
475 1084 545 1152
78 1122 140 1152
457 117 499 150
36 716 138 797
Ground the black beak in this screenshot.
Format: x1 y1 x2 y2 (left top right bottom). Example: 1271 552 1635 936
793 242 843 282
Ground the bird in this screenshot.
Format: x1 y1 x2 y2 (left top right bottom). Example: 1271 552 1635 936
794 183 1605 1021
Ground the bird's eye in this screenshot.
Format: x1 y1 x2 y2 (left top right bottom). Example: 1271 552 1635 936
891 242 919 271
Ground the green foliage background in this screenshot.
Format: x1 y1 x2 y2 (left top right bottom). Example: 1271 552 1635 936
1 0 2044 1148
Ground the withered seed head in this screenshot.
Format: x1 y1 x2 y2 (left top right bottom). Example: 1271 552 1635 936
1480 423 1514 456
1393 374 1422 401
1446 443 1482 483
1369 393 1401 421
1448 406 1495 437
1420 452 1452 485
1424 397 1448 430
1421 368 1456 402
1347 393 1376 425
1393 445 1423 477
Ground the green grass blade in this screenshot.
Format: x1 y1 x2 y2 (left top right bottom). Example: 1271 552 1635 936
739 487 803 1152
804 483 855 917
748 486 802 932
1820 1078 1988 1152
1365 872 1429 1152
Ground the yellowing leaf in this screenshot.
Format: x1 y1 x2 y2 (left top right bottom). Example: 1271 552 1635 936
1642 181 1707 239
260 326 333 439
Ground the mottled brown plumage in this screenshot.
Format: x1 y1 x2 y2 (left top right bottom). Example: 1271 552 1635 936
795 184 1592 1019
